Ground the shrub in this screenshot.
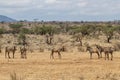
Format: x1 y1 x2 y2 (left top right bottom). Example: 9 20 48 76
9 23 23 33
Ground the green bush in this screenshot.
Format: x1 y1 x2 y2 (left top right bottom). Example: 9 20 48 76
32 25 57 35
9 23 23 33
0 28 6 34
20 28 30 34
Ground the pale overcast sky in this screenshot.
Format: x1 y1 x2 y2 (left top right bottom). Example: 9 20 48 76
0 0 120 21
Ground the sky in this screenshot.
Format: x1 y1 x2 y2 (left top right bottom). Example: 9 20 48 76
0 0 120 21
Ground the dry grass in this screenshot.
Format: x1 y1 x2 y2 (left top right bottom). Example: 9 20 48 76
0 50 120 80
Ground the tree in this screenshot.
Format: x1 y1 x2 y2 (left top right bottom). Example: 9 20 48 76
40 25 58 45
41 25 57 35
31 25 57 44
73 33 83 46
71 24 99 46
115 26 120 34
45 33 53 45
18 32 27 46
102 25 116 43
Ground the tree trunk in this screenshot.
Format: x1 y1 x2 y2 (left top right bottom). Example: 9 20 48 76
46 37 49 44
45 35 53 45
107 36 111 43
78 37 82 46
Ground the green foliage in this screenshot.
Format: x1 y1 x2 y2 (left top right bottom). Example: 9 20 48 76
32 26 42 34
19 33 26 40
41 25 56 35
9 23 23 33
33 25 57 35
71 25 96 36
9 24 23 29
102 25 116 42
18 32 26 45
0 28 6 34
20 28 30 34
102 25 115 37
115 26 120 34
65 26 78 34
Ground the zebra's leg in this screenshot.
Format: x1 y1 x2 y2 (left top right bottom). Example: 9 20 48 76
90 53 92 59
20 52 22 58
58 52 61 59
105 53 107 60
100 52 102 58
107 53 109 60
97 52 100 59
5 51 7 58
50 51 54 59
111 52 113 60
25 51 27 59
13 51 15 59
8 52 10 59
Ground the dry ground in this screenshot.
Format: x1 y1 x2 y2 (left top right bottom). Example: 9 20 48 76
0 50 120 80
